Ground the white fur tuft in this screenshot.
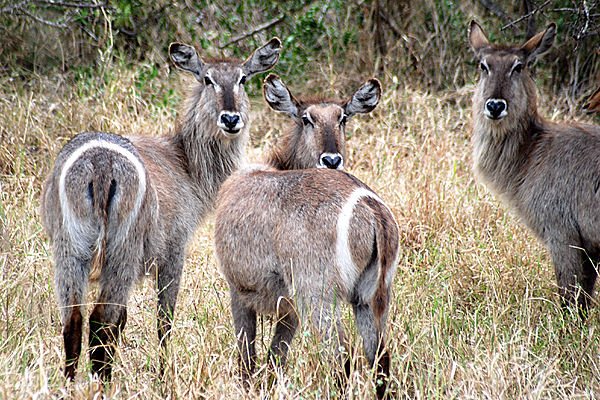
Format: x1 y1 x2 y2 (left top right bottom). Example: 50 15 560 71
58 140 146 252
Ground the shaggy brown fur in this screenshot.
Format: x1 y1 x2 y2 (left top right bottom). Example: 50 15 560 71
470 20 600 315
41 38 281 381
216 75 398 398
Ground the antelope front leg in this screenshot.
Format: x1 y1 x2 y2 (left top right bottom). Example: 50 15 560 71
268 306 299 371
548 239 598 318
156 257 183 376
230 290 257 385
301 295 351 394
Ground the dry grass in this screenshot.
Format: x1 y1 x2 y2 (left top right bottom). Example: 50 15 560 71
1 65 600 399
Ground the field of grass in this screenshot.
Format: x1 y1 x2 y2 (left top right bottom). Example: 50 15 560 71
1 62 600 399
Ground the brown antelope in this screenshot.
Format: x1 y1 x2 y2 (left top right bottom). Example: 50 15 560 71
469 20 600 315
263 73 381 170
215 75 398 398
41 38 281 381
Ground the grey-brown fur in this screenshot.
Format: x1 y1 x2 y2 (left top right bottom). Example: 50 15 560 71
263 73 381 170
41 38 281 380
469 20 600 314
215 78 397 398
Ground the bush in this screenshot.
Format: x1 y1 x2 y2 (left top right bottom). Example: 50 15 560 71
1 0 599 99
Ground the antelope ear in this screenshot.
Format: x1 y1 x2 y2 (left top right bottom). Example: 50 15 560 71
263 74 300 117
169 42 205 81
243 37 282 77
344 78 381 118
584 86 600 113
521 22 556 66
468 20 490 53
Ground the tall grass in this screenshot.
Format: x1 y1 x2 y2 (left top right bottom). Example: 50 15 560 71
1 61 600 398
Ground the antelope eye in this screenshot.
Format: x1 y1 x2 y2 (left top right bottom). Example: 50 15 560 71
480 62 488 73
301 115 312 127
513 63 523 74
239 75 247 85
204 76 213 86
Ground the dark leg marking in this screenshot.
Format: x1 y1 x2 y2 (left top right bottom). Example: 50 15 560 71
63 305 83 380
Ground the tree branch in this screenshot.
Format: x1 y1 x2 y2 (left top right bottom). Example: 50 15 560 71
35 0 110 9
551 8 600 17
501 0 552 31
19 7 69 28
378 9 402 38
218 13 286 49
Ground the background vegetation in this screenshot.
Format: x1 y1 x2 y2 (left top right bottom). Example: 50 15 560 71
1 0 600 398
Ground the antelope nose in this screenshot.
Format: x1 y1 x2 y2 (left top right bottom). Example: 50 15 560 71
321 154 343 169
220 113 240 130
485 99 507 119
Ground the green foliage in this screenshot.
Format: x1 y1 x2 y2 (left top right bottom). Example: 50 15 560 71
1 1 599 98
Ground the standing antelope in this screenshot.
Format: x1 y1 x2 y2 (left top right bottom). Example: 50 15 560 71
262 73 381 170
41 38 281 380
215 75 399 398
469 20 600 315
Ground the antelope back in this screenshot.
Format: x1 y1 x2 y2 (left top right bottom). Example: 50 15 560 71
170 38 281 138
468 21 556 129
263 74 381 170
41 131 157 282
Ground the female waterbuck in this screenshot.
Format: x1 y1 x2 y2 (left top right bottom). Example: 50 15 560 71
469 20 600 314
215 76 398 398
41 38 281 380
262 73 382 170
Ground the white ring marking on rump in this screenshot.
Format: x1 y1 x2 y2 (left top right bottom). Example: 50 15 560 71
58 139 147 248
336 187 384 293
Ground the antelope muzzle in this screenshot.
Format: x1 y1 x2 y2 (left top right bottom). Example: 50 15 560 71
318 153 344 170
484 98 508 120
218 111 244 135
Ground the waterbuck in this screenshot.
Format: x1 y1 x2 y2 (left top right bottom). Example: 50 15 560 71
40 38 281 380
215 76 398 398
584 86 600 113
469 20 600 314
262 73 382 170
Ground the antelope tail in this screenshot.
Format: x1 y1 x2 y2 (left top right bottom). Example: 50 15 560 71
90 178 117 281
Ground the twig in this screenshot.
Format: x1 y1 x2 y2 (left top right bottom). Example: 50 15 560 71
580 0 590 40
378 9 401 38
501 0 552 31
550 8 600 18
580 30 600 38
35 0 110 9
19 7 69 28
218 13 285 49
